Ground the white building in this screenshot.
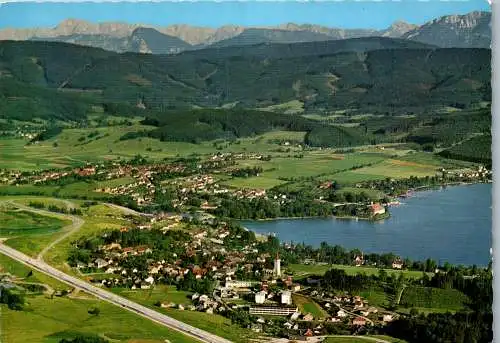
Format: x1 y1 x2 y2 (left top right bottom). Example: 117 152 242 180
225 280 259 289
281 291 292 305
255 291 267 304
274 253 281 277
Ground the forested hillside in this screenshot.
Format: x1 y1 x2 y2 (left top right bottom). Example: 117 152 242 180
0 39 491 160
0 39 490 115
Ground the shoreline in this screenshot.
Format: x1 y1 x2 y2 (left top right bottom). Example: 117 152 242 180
241 180 489 224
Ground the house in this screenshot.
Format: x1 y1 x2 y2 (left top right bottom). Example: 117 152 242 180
145 276 155 284
281 291 292 305
354 300 364 309
290 312 301 321
303 313 314 321
382 314 394 322
304 328 314 337
354 255 364 267
370 203 386 215
251 323 263 333
255 291 267 304
352 317 367 326
284 322 294 330
95 258 109 269
337 310 347 318
392 258 404 269
331 317 341 323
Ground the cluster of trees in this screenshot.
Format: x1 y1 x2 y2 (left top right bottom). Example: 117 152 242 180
176 272 216 295
326 190 383 204
212 196 335 220
385 311 491 343
258 239 476 275
59 334 108 343
0 286 24 310
439 134 492 166
231 167 263 178
28 201 82 215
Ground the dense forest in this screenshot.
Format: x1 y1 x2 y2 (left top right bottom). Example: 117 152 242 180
0 40 490 115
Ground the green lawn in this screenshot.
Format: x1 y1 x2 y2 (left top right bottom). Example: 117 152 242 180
400 286 469 312
292 294 328 319
0 253 72 291
1 296 198 343
0 209 70 236
111 288 256 343
288 264 432 279
359 289 391 308
113 285 193 307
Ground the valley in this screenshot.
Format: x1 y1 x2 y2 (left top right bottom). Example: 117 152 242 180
0 6 493 343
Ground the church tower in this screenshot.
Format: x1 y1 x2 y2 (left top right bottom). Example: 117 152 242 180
273 252 281 277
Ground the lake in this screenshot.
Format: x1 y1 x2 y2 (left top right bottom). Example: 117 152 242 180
243 183 492 266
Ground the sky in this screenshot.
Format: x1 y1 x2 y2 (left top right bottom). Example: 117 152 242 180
0 0 491 30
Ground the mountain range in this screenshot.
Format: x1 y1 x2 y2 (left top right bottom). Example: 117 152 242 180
0 11 491 54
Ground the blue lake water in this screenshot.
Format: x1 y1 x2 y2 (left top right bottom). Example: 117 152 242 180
243 183 492 266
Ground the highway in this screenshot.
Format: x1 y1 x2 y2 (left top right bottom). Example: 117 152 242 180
0 243 233 343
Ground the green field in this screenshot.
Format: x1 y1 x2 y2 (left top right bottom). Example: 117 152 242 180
288 264 433 279
113 285 193 307
1 296 198 343
112 288 256 343
292 294 328 319
400 286 469 312
359 289 391 308
0 209 70 236
0 253 72 291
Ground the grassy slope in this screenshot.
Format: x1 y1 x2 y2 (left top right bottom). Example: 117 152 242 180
0 209 70 236
1 296 198 343
288 263 432 279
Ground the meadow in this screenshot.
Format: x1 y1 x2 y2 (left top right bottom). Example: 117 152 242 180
287 264 433 279
399 286 469 312
0 209 70 236
1 295 199 343
112 288 257 343
292 294 328 319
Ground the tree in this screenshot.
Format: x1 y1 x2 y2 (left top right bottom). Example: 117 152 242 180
88 307 100 316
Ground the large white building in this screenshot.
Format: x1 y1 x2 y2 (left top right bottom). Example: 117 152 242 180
249 305 299 316
273 253 281 277
281 291 292 305
225 280 259 289
255 291 267 304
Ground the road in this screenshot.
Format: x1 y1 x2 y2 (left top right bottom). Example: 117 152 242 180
104 203 152 217
0 243 232 343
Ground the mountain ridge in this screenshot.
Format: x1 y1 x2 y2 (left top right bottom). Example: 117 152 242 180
0 11 491 54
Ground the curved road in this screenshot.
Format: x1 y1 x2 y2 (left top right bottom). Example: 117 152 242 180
0 243 232 343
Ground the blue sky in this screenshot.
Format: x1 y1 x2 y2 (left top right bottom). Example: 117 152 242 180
0 1 491 30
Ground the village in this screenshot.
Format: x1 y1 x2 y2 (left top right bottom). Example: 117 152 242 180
65 206 413 339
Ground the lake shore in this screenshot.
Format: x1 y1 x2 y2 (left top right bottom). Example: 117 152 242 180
241 180 487 224
243 182 491 266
